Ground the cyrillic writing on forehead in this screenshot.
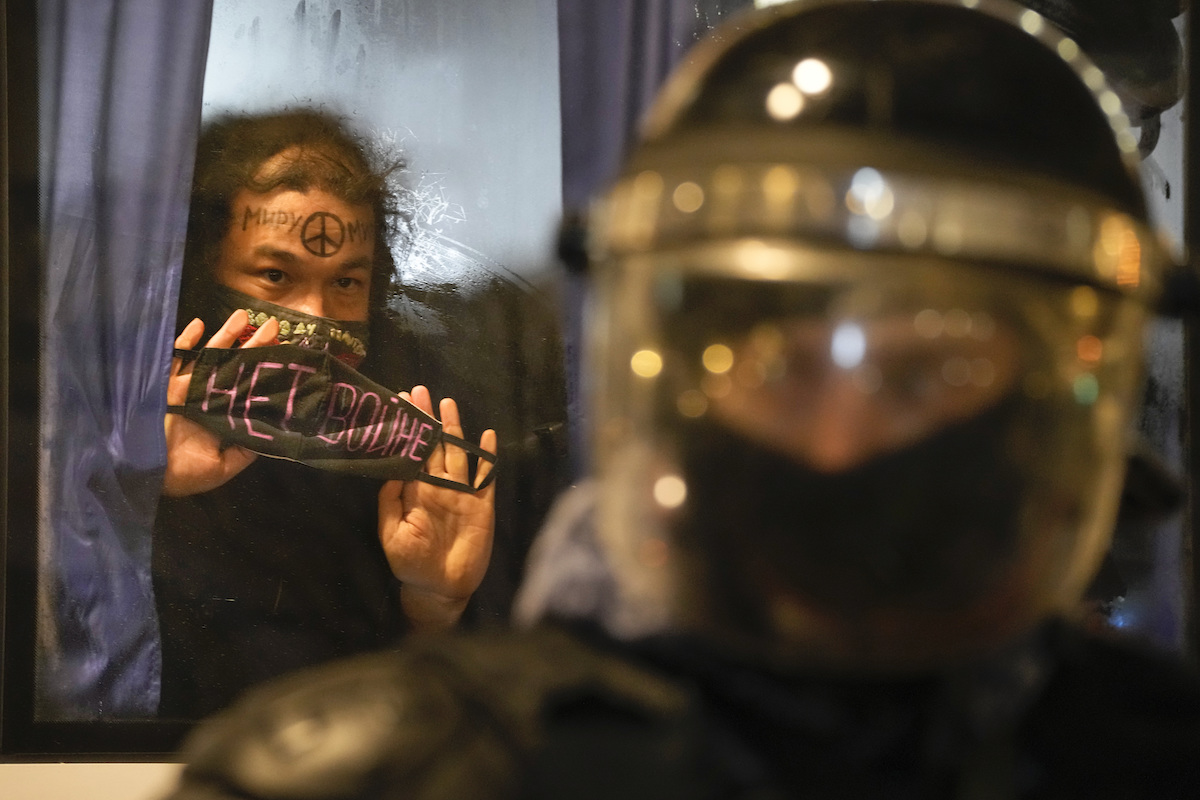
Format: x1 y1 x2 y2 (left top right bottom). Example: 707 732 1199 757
240 205 375 257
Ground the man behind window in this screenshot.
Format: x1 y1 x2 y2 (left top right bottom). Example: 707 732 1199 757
153 110 498 719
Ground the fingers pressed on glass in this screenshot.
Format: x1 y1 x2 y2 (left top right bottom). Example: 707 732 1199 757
241 316 280 348
405 386 443 473
408 385 434 415
174 317 206 351
439 398 468 479
204 309 251 349
475 429 498 490
168 319 207 405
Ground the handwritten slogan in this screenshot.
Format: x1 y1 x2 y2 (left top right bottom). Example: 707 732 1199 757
182 346 438 476
241 205 375 257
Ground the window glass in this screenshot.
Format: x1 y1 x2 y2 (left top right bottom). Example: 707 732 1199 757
31 0 566 727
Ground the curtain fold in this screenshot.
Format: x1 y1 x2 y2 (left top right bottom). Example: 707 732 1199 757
557 0 753 211
555 0 753 473
37 0 214 719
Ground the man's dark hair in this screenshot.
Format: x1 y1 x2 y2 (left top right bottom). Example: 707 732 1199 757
178 108 413 326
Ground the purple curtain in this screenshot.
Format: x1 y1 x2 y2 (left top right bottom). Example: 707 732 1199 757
557 0 753 211
556 0 752 472
37 0 213 719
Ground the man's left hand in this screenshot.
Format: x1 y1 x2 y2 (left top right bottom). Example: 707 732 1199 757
377 385 497 632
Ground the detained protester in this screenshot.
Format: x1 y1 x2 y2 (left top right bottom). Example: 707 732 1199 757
162 1 1200 796
152 111 498 719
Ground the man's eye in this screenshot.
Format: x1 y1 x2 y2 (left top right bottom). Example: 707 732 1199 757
336 277 361 289
263 269 285 283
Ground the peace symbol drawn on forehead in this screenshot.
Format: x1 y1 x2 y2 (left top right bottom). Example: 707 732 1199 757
301 212 346 257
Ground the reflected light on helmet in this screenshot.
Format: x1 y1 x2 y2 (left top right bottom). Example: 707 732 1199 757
830 322 867 369
631 349 664 378
766 82 805 120
792 58 833 95
654 475 688 509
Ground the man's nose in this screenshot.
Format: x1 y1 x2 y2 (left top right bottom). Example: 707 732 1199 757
288 288 327 319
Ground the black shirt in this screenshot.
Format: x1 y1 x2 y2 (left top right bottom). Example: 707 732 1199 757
152 460 406 719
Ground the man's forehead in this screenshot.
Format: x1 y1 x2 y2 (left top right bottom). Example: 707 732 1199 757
228 187 376 258
251 144 347 183
230 185 370 215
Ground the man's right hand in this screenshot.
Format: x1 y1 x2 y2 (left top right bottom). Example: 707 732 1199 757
162 309 279 497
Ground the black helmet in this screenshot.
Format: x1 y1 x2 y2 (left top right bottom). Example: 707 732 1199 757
584 0 1168 671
